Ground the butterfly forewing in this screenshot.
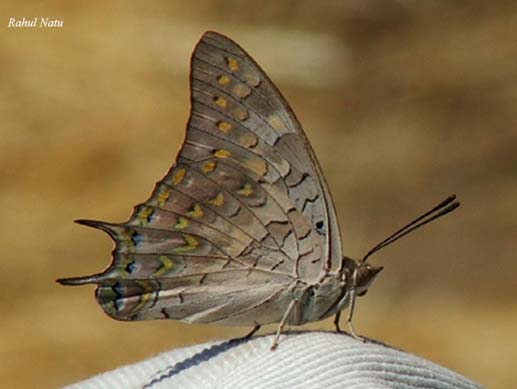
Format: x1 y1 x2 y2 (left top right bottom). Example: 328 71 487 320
189 32 342 274
60 31 343 327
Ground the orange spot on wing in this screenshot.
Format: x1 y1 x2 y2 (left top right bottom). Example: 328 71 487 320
214 96 227 109
175 217 189 229
172 168 186 185
209 192 225 207
201 161 216 173
137 206 154 225
227 57 239 72
217 121 232 133
237 183 253 197
217 75 231 85
157 187 171 207
187 204 204 218
214 149 231 158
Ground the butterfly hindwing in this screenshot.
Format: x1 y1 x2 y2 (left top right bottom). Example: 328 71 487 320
95 275 293 325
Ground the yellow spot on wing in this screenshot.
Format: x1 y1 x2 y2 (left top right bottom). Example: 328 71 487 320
214 149 231 158
133 293 151 313
187 204 204 218
237 183 253 197
172 168 186 186
184 234 198 247
119 229 136 252
157 187 171 207
173 234 199 253
201 160 216 173
209 192 225 207
132 281 153 313
175 217 189 229
154 256 175 277
217 75 231 85
137 206 154 225
214 96 227 109
227 57 239 72
217 121 232 133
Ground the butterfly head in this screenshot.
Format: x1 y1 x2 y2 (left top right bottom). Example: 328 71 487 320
341 256 383 297
353 261 383 297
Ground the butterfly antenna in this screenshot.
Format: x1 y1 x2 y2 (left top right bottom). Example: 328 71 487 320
361 195 460 263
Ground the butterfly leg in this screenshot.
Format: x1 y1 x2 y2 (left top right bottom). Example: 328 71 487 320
333 289 352 334
244 323 261 339
229 323 261 344
346 288 365 342
333 311 343 333
270 299 297 351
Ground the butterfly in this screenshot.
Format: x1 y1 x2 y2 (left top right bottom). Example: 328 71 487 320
58 31 459 349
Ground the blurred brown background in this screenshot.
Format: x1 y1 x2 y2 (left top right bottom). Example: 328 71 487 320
1 1 516 387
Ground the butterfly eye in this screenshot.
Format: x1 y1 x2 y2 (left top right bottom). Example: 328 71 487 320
315 220 325 235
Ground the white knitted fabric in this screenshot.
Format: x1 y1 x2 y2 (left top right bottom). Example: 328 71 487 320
64 332 482 389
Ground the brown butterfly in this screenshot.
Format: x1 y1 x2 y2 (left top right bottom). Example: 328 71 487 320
58 31 459 349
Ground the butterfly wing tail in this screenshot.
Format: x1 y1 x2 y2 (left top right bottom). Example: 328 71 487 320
56 219 118 286
57 274 102 285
